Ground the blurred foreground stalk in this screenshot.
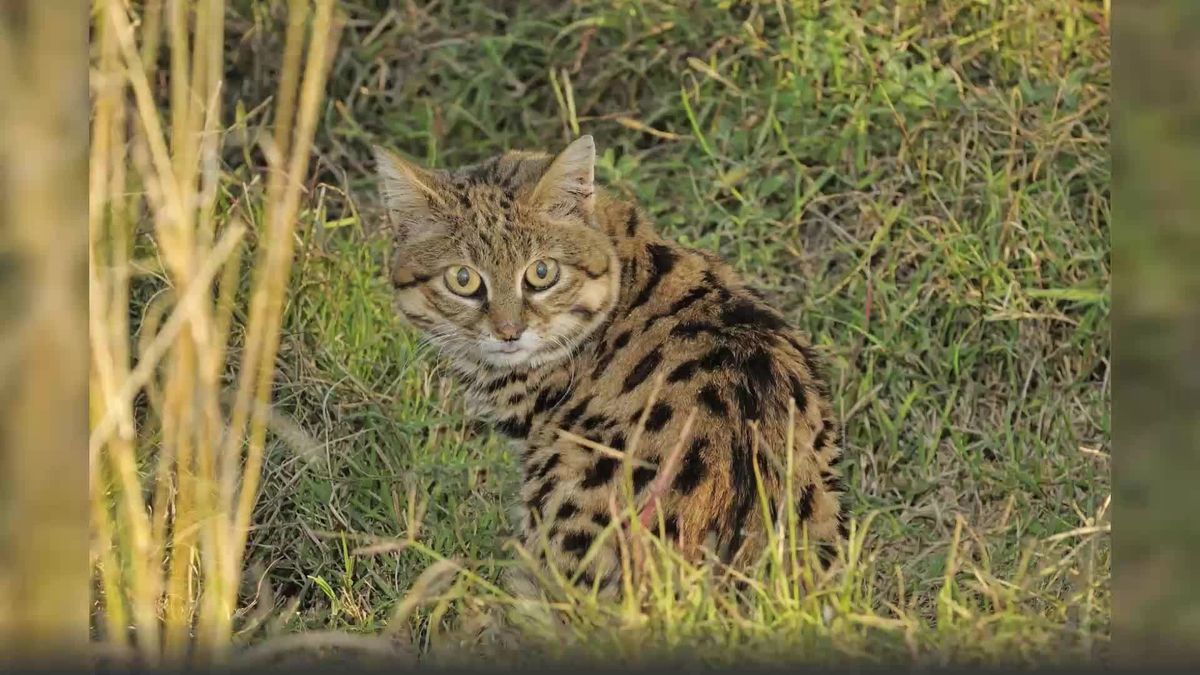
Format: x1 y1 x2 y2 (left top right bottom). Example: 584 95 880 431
86 0 338 667
1112 0 1200 664
0 0 90 664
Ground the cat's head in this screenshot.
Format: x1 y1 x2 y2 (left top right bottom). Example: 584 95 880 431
373 135 620 370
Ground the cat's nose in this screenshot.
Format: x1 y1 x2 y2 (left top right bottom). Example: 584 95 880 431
493 320 525 342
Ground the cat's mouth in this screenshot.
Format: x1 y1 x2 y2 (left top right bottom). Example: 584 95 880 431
477 332 543 365
479 346 533 367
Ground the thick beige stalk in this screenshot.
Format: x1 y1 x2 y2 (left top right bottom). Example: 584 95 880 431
0 0 90 664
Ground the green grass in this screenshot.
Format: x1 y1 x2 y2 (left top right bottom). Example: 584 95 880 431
200 0 1110 667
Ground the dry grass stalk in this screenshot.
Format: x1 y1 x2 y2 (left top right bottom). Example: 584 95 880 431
0 1 90 664
86 0 339 666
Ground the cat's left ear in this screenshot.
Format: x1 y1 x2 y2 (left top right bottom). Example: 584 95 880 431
530 135 595 219
373 144 447 243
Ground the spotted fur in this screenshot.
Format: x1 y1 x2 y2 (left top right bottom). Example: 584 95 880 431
374 136 846 596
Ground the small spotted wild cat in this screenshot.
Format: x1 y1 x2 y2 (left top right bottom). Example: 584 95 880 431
373 135 846 594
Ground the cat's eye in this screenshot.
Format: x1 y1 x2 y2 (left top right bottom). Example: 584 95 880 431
444 265 483 297
524 258 560 290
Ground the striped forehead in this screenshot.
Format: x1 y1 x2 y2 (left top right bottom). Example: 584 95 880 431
423 151 572 272
459 227 533 270
447 152 551 195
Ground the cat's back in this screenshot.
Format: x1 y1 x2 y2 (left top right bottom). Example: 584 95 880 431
523 197 845 565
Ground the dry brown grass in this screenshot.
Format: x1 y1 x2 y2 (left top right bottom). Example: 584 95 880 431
0 1 90 664
86 0 339 667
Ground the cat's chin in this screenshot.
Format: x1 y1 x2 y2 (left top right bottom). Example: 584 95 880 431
478 349 535 368
475 345 572 369
478 348 567 369
477 333 543 367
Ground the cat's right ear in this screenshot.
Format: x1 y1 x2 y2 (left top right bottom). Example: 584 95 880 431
529 134 595 220
373 145 445 242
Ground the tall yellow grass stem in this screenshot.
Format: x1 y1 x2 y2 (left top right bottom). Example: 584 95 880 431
213 0 338 659
1 0 90 664
87 0 340 666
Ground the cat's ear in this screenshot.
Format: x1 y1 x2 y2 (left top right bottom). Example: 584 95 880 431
529 135 595 219
373 145 445 241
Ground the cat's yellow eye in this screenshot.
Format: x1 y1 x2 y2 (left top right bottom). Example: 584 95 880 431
524 258 560 290
444 265 483 297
